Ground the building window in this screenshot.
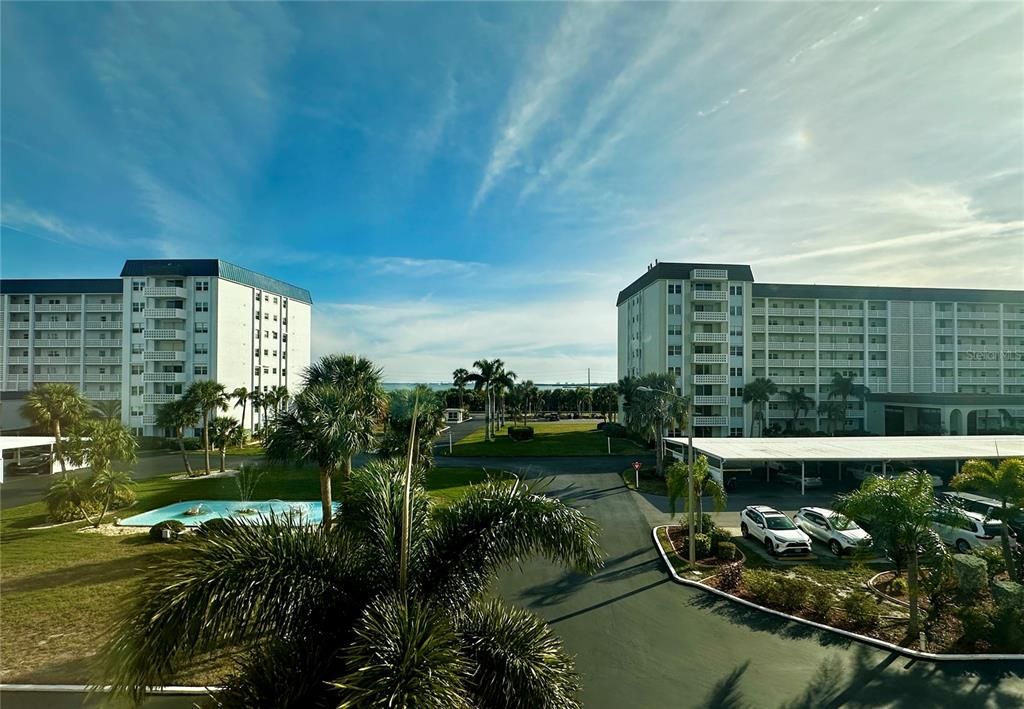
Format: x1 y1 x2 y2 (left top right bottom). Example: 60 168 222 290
254 366 260 375
264 295 269 302
195 281 209 292
668 345 682 356
194 343 208 354
264 330 269 338
132 302 144 312
729 285 743 295
131 364 143 375
195 322 208 333
272 296 278 304
729 387 744 397
729 427 743 437
668 325 682 336
730 305 743 316
272 368 277 374
131 343 143 354
195 302 209 313
668 284 682 294
730 345 743 356
263 349 269 356
132 281 145 291
254 349 261 358
194 365 208 375
668 304 682 315
730 367 743 377
255 329 261 338
263 367 269 374
730 407 743 417
132 323 144 333
131 385 143 395
730 327 743 336
272 332 277 340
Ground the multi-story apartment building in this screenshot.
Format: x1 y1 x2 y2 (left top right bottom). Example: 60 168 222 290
1 259 312 437
617 262 1024 437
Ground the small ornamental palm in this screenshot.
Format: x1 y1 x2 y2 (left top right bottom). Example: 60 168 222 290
184 380 229 474
667 455 727 533
21 383 89 474
155 399 199 476
100 459 603 707
952 457 1024 581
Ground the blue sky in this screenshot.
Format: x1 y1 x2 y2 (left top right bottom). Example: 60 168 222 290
2 2 1022 383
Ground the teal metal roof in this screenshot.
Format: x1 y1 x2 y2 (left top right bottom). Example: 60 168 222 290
120 260 312 303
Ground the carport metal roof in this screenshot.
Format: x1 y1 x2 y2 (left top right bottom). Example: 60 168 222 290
1 436 56 452
662 435 1024 463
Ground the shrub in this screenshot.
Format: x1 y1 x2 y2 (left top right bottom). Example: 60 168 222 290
717 541 738 561
956 605 994 648
952 553 989 599
718 562 743 592
507 426 534 442
182 437 203 451
773 577 813 612
693 533 712 559
602 422 629 438
196 518 233 538
841 591 879 631
710 527 732 552
700 513 717 535
743 569 780 605
45 476 136 523
990 605 1024 652
888 576 908 597
973 546 1006 583
809 589 835 621
149 519 186 542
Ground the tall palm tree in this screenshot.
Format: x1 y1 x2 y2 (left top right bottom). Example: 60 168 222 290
155 399 199 476
248 390 265 436
99 458 603 707
781 389 814 433
617 375 639 422
21 383 88 474
379 386 447 467
231 386 250 442
466 359 502 441
742 377 777 437
270 385 291 414
452 368 470 410
628 372 687 478
827 372 869 432
184 380 229 475
264 384 377 528
90 399 122 422
210 417 242 473
817 399 846 435
667 455 727 534
492 366 517 429
836 471 946 637
952 458 1024 581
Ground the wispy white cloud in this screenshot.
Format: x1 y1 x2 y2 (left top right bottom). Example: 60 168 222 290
0 203 136 249
367 256 486 278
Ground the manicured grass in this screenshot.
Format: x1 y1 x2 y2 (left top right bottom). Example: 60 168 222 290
0 463 496 684
446 422 645 457
621 469 668 496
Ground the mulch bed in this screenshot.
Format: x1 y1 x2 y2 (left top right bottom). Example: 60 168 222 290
666 525 743 568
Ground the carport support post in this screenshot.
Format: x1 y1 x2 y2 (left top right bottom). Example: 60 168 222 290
801 461 805 496
882 460 887 475
688 396 695 566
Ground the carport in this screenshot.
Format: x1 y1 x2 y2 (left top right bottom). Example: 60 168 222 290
0 436 57 483
662 435 1024 496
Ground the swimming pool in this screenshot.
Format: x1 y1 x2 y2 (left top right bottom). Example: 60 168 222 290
118 500 339 528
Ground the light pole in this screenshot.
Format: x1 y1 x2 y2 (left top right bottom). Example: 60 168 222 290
637 385 696 565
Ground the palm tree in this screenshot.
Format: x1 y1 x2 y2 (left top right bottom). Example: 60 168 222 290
836 471 945 637
742 377 777 437
231 387 250 442
452 368 470 411
492 366 517 429
781 389 814 433
248 390 265 436
592 384 619 422
210 417 241 473
379 386 447 466
617 375 639 419
21 383 88 474
817 399 846 435
628 372 687 478
270 385 291 414
99 458 603 707
90 399 122 422
827 372 870 432
155 399 199 476
952 458 1024 581
185 380 229 475
264 384 377 529
466 359 502 441
667 455 726 534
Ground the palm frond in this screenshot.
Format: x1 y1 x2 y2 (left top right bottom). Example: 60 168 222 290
333 595 472 709
457 597 581 709
100 520 365 702
421 478 603 605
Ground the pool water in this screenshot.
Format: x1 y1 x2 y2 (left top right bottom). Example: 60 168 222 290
118 500 338 528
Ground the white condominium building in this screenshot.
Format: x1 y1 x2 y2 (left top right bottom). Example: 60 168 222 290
1 259 312 437
617 262 1024 437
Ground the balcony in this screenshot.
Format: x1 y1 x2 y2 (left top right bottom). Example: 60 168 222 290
1004 312 1024 321
6 356 29 364
84 374 122 383
143 415 158 426
770 376 817 385
7 322 30 329
819 309 865 318
868 377 888 388
85 338 119 347
33 321 79 330
751 324 765 334
6 304 30 312
867 327 888 335
693 416 729 427
32 304 75 313
86 303 122 312
959 328 999 337
958 359 1001 369
692 311 727 322
693 374 727 385
934 382 957 393
691 290 727 301
958 376 998 385
144 350 186 361
693 332 728 343
144 286 187 298
144 372 187 383
766 307 815 317
772 359 817 367
34 356 73 363
88 391 121 401
691 268 728 280
957 311 1000 320
85 321 122 330
751 307 765 316
934 328 955 335
768 341 816 350
85 356 121 364
144 329 186 340
144 308 187 319
143 393 179 404
817 342 864 351
817 326 864 334
693 353 728 364
31 374 80 382
694 395 729 406
768 325 816 334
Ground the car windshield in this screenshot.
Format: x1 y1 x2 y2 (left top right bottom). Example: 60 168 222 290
829 514 860 531
765 515 796 530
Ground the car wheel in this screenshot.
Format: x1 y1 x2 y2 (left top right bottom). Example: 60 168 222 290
740 523 749 539
955 539 971 554
829 540 843 556
764 538 775 555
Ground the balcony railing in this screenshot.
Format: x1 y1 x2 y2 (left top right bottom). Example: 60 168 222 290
144 329 186 340
817 342 864 351
770 359 817 367
958 328 1000 337
957 376 998 385
144 308 187 319
33 356 74 363
693 374 727 384
6 304 30 312
694 395 729 406
143 393 180 404
751 324 765 333
7 322 30 329
84 356 121 364
693 353 728 364
691 268 728 280
692 311 727 322
956 311 1000 320
751 307 765 316
693 332 728 343
143 415 158 426
765 307 815 317
31 374 80 382
87 391 121 401
767 341 817 350
693 416 729 427
768 325 816 334
84 374 122 383
85 339 119 347
143 372 186 383
33 321 79 330
819 309 865 318
86 303 122 312
144 350 186 361
144 286 187 298
6 356 30 364
32 304 74 312
770 376 817 385
691 290 727 301
85 321 122 330
1004 312 1024 321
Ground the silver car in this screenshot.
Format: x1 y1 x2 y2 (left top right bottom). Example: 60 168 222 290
794 506 872 556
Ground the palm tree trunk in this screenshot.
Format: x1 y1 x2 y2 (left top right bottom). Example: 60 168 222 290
54 420 66 474
219 447 226 473
343 455 353 480
908 545 920 637
1002 502 1017 582
177 428 193 475
655 429 664 478
319 469 333 531
202 412 212 474
240 401 247 444
95 493 112 529
698 493 704 534
77 502 99 528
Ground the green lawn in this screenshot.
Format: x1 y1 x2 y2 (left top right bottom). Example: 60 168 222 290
0 464 496 684
446 422 645 457
621 469 668 495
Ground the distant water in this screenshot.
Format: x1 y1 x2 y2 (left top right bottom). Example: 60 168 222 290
383 382 609 391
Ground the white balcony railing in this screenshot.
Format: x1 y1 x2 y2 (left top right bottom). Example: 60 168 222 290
33 321 79 330
143 415 158 426
87 391 121 401
867 327 888 335
771 359 817 367
692 311 727 322
751 307 765 316
691 290 727 301
819 309 865 318
7 322 30 329
868 343 888 351
959 328 999 337
84 356 121 364
86 303 123 312
768 341 817 350
144 308 187 319
957 311 1000 320
694 395 729 406
958 376 998 385
143 350 187 361
691 268 728 280
819 327 865 334
768 325 816 334
143 393 179 404
694 374 727 385
693 416 729 427
31 374 80 383
85 321 122 330
85 339 119 347
769 376 817 385
693 354 728 364
6 356 30 364
32 304 74 313
144 329 186 340
751 324 766 333
143 372 186 383
693 332 728 343
6 304 30 312
84 374 122 383
144 286 187 298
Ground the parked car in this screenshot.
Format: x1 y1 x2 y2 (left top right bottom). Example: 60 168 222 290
930 509 1018 554
740 505 812 556
543 412 560 421
777 471 823 488
794 506 872 556
5 453 52 476
939 491 1024 537
849 463 942 487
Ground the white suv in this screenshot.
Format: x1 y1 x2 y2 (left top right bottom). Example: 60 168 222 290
740 505 812 556
930 509 1019 554
794 507 872 556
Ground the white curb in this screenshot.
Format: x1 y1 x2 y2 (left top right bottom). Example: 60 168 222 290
652 525 1024 662
0 684 219 694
